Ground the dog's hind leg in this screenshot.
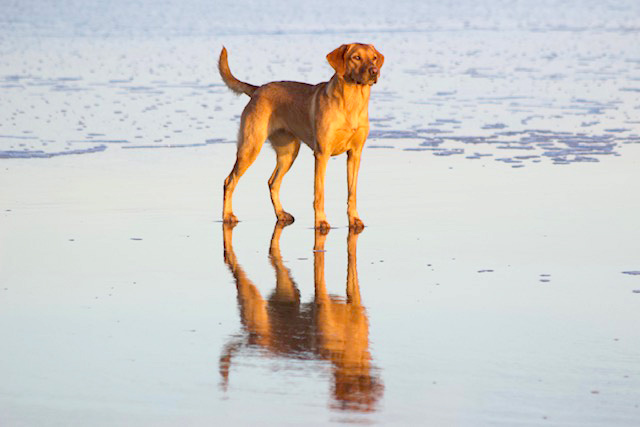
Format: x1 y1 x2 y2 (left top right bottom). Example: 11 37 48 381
268 131 300 225
222 108 269 224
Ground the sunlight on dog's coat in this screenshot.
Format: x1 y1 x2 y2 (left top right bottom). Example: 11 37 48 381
218 43 384 232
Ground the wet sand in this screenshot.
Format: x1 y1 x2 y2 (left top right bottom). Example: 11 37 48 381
2 142 640 425
2 0 640 425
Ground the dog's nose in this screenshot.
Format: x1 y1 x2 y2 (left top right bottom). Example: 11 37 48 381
369 67 379 75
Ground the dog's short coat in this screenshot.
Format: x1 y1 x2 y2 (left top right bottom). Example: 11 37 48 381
219 43 384 232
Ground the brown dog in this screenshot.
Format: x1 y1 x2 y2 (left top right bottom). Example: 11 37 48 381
218 43 384 232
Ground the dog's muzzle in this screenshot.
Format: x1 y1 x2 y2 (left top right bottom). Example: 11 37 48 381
368 66 379 85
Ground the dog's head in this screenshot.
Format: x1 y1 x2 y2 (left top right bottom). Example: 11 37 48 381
327 43 384 85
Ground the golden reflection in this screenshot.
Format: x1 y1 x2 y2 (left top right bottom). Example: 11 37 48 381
220 223 383 412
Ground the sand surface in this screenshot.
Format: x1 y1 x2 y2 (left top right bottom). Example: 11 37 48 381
2 1 640 425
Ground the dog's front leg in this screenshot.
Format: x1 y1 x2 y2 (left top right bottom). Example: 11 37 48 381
314 151 331 233
347 147 365 232
347 126 368 232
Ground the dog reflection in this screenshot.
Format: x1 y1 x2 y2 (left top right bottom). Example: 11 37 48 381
220 224 383 412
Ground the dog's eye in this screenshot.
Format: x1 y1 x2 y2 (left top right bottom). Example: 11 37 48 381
373 56 378 61
353 55 361 61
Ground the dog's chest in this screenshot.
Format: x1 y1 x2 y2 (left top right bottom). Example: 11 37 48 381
329 123 369 155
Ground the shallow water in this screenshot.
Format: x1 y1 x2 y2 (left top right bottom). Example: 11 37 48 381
1 1 640 425
1 1 639 164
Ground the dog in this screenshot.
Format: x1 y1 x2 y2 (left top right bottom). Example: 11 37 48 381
218 43 384 232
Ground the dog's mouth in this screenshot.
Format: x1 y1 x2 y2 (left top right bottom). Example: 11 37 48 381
364 69 380 85
349 74 379 86
363 75 378 85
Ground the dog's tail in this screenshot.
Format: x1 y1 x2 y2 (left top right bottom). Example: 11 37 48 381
218 47 258 97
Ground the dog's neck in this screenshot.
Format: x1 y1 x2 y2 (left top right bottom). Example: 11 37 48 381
326 75 371 110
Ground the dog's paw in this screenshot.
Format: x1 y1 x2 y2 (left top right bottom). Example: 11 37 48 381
223 213 238 225
276 211 295 225
315 220 331 235
349 217 365 233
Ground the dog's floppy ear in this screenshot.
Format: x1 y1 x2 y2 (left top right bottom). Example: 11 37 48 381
373 46 385 69
327 44 350 76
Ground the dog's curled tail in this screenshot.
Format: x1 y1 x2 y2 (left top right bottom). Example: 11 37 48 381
218 47 258 97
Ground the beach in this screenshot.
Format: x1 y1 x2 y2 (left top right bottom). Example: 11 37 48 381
2 1 640 425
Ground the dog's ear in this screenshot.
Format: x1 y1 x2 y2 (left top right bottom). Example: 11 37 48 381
373 46 385 69
327 44 350 76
